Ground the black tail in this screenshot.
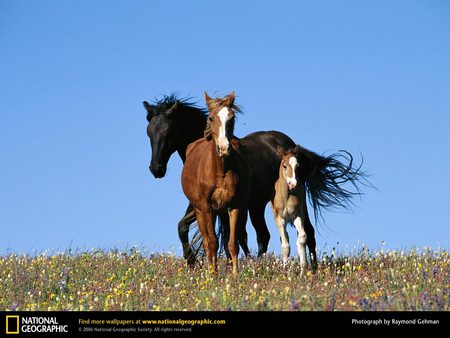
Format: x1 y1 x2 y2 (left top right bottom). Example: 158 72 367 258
298 147 372 222
189 215 226 261
189 221 204 260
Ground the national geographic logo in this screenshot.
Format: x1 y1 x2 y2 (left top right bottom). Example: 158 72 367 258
6 315 19 334
5 315 69 334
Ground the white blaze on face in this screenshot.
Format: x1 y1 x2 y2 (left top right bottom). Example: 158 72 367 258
286 156 298 189
217 107 231 150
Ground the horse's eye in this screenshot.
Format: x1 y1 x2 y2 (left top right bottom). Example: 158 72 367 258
283 164 287 169
208 116 213 122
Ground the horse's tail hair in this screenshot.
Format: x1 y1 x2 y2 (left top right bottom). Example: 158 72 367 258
298 146 372 222
216 215 226 256
190 215 226 261
189 221 204 260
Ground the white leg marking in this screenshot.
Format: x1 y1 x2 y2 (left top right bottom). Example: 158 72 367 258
293 216 307 271
275 215 290 264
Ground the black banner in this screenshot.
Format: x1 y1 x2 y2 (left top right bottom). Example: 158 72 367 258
1 311 448 336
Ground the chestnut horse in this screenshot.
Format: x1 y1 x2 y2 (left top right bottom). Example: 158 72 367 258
181 92 250 273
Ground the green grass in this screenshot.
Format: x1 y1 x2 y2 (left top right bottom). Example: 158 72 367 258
0 247 448 311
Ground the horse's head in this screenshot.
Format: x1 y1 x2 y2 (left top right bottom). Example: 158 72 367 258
143 99 180 178
204 91 239 158
278 146 301 191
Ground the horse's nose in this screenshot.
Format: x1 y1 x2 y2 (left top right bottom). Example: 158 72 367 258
149 163 166 178
216 144 231 158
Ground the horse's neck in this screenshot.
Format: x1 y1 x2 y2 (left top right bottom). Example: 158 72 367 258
276 175 290 203
210 143 233 179
177 109 207 163
177 148 188 163
276 174 299 206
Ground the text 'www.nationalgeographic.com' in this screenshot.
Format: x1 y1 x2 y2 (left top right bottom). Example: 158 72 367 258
79 318 226 325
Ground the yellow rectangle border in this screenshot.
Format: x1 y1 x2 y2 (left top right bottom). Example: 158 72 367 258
6 315 20 334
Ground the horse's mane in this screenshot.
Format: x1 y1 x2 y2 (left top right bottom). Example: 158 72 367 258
146 92 208 122
206 94 243 114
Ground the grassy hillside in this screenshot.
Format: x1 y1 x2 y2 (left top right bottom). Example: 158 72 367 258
1 247 448 311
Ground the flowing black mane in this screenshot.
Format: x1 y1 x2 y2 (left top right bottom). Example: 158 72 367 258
145 93 208 123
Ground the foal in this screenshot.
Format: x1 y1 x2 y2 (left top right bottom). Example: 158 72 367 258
181 91 250 274
271 146 312 275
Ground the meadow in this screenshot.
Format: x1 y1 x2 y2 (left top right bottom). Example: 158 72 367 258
0 246 448 311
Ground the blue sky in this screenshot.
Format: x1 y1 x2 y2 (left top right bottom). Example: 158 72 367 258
1 0 449 256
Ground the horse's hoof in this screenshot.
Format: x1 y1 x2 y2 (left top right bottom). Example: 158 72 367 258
187 260 196 269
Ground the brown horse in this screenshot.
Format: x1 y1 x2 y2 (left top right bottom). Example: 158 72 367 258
181 92 250 273
271 146 310 276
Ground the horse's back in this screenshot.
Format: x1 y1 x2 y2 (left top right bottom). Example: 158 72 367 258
243 130 295 150
239 131 296 205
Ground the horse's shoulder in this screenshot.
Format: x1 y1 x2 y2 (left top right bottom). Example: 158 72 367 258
186 138 207 158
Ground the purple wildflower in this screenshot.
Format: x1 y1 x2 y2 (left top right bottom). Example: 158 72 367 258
289 299 300 311
432 266 438 278
359 298 370 311
326 295 336 311
420 292 430 311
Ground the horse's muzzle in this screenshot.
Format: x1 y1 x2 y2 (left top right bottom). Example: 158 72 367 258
149 163 166 178
216 144 231 158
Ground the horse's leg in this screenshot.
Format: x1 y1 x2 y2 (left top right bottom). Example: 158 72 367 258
293 215 307 277
218 214 231 260
228 208 243 274
274 214 290 265
221 212 249 261
193 208 217 272
197 208 218 273
237 211 250 257
300 189 317 272
304 211 318 272
249 206 271 257
178 203 197 266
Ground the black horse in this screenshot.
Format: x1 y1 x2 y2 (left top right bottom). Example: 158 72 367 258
144 94 367 268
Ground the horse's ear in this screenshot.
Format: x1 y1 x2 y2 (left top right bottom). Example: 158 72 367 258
204 91 212 108
143 101 154 115
143 101 155 122
226 91 235 107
